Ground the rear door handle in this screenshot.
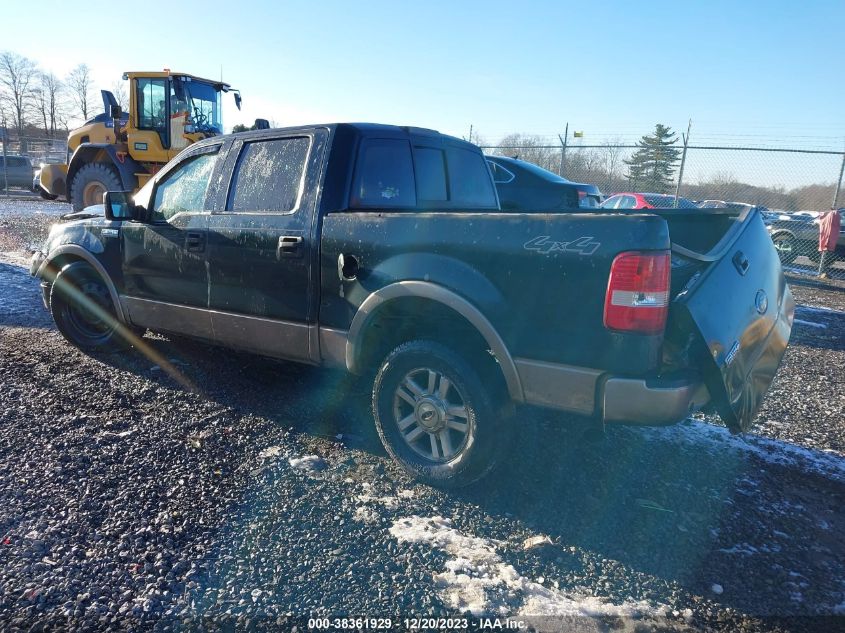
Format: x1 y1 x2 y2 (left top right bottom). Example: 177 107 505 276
277 235 304 259
185 231 205 253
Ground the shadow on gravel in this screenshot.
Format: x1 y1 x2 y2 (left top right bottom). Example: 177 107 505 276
79 329 844 617
0 262 53 330
94 333 385 452
786 274 845 293
456 416 845 616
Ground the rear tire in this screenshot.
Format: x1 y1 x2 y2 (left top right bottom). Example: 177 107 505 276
70 163 122 211
50 262 134 353
372 340 511 488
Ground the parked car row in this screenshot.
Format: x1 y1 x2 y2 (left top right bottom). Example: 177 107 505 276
0 154 35 190
763 208 845 264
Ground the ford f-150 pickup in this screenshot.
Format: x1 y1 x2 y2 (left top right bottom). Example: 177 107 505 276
30 123 794 487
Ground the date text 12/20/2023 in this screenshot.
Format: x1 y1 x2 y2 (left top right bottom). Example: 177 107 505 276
307 617 528 630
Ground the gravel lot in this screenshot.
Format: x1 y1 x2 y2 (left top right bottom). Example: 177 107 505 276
1 201 844 631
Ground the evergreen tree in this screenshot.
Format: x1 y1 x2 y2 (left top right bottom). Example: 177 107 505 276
624 124 681 193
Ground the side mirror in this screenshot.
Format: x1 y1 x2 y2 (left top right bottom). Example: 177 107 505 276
104 190 140 221
234 92 242 111
110 104 122 120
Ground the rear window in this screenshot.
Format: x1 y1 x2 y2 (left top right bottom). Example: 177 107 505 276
446 146 497 208
352 139 416 208
487 160 515 184
0 156 29 168
228 137 311 213
643 195 698 209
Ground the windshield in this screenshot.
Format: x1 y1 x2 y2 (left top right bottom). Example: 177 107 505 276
173 77 223 134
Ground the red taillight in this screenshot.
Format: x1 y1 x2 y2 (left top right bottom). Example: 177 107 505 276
604 251 670 334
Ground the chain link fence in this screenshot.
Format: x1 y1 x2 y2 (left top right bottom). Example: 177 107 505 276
482 142 845 281
0 135 69 194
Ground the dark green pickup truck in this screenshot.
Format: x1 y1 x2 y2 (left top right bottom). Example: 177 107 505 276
30 123 794 487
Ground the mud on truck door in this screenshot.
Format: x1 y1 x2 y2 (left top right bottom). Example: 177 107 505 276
121 145 222 339
205 130 328 362
671 209 795 432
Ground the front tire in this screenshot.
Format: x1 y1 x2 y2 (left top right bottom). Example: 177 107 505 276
372 340 510 488
70 163 122 211
50 262 133 353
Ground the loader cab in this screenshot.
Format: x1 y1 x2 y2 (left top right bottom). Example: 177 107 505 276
126 71 232 163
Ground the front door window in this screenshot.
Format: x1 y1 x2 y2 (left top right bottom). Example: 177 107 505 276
151 150 218 222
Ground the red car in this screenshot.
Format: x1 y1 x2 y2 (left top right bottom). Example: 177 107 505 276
601 192 699 210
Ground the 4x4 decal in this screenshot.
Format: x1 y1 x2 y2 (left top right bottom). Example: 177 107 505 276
524 235 601 256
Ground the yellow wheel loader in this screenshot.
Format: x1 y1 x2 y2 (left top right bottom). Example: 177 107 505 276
40 70 249 211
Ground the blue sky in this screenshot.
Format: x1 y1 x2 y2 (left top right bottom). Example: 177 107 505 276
3 0 844 154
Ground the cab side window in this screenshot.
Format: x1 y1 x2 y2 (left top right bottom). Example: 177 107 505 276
151 149 218 222
227 137 311 213
351 139 416 208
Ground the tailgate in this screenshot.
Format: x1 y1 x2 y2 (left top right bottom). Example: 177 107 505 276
671 210 795 432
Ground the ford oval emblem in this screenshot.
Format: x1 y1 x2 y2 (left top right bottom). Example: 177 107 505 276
755 290 768 314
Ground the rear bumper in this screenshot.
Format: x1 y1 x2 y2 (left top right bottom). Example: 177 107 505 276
515 358 709 426
602 376 710 425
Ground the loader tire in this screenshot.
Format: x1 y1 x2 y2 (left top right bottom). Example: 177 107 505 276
70 163 122 212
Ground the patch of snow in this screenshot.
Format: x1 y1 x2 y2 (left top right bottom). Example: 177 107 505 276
638 419 845 484
288 454 326 471
793 318 827 329
353 506 380 524
257 446 284 460
795 304 845 317
397 489 416 499
389 515 666 624
357 494 399 509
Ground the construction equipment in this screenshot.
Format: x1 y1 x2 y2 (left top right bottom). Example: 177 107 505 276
40 70 242 210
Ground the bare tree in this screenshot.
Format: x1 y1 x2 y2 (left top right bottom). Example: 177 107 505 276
42 72 63 136
600 139 625 194
493 134 558 173
0 51 38 139
34 72 64 137
111 80 128 111
66 64 94 121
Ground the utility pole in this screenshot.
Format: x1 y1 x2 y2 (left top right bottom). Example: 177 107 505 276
558 123 569 177
832 141 845 209
673 119 692 208
468 124 473 144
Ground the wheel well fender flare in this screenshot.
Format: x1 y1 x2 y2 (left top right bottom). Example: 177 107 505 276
770 229 795 239
346 281 524 402
37 245 127 323
67 144 143 194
